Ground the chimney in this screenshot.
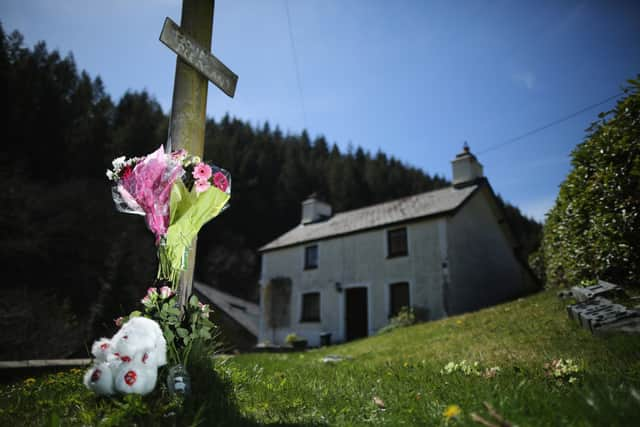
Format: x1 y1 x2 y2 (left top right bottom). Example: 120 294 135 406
451 142 484 188
301 193 332 224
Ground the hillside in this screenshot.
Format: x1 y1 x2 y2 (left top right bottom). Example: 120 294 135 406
223 290 640 426
2 290 638 426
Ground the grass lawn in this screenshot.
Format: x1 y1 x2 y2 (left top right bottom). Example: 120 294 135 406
1 290 639 426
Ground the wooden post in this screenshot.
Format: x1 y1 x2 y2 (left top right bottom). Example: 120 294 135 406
169 0 214 311
161 0 237 311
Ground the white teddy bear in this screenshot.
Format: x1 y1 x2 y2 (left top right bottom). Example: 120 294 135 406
84 317 167 396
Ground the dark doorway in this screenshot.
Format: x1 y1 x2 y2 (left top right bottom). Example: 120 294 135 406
345 287 368 341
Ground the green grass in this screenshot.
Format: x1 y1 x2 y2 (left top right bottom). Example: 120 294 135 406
1 290 639 426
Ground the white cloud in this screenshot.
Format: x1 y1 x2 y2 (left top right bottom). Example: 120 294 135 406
512 71 536 90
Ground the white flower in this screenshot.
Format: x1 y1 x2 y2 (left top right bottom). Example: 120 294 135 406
112 156 126 170
106 170 115 181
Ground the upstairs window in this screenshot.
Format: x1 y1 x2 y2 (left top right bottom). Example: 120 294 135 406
304 245 318 270
387 227 408 258
301 292 320 322
389 282 410 318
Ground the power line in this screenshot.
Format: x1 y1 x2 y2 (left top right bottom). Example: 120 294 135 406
477 91 625 155
284 0 307 130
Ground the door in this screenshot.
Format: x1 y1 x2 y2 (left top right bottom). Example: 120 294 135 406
345 287 368 341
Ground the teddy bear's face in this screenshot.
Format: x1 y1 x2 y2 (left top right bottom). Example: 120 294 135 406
114 329 157 359
112 317 162 360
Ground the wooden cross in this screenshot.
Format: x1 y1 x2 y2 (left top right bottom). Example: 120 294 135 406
160 0 238 310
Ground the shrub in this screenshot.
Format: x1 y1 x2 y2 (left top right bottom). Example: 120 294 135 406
285 333 300 344
377 306 417 334
542 77 640 288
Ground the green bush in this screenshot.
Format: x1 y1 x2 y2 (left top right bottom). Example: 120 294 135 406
542 76 640 288
377 306 417 334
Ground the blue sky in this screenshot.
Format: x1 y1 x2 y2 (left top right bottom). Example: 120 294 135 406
2 0 639 221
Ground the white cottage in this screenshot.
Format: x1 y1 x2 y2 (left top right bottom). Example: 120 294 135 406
258 147 538 346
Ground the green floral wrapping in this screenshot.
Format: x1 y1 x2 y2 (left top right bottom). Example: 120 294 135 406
157 179 230 287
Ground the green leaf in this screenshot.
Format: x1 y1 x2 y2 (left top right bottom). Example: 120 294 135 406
189 295 199 307
176 327 189 338
129 311 142 318
201 318 215 328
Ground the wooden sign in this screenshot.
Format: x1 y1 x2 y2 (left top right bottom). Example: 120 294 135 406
160 17 238 98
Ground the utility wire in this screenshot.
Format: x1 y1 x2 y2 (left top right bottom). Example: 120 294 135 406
477 91 625 155
284 0 308 130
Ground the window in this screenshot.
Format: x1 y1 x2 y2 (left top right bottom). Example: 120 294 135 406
387 228 408 258
301 292 320 322
304 245 318 269
389 282 410 318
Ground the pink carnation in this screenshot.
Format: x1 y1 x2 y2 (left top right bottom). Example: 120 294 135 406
159 286 174 299
192 163 212 181
195 179 211 193
213 171 229 192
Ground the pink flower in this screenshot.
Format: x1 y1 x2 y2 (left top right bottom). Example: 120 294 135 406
146 287 158 298
198 302 210 318
192 162 212 181
195 179 211 193
121 165 133 180
114 317 124 327
120 146 184 243
213 171 229 192
159 286 174 299
141 295 152 307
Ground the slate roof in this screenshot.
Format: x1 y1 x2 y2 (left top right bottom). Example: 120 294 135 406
260 183 480 252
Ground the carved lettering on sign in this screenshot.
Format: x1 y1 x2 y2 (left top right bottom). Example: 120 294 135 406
160 17 238 98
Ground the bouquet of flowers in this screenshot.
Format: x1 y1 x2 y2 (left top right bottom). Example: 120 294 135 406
107 146 231 287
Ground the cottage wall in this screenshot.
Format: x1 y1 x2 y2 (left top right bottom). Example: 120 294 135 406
445 188 536 314
259 219 446 346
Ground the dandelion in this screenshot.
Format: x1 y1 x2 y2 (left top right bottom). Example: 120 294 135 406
443 404 461 420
